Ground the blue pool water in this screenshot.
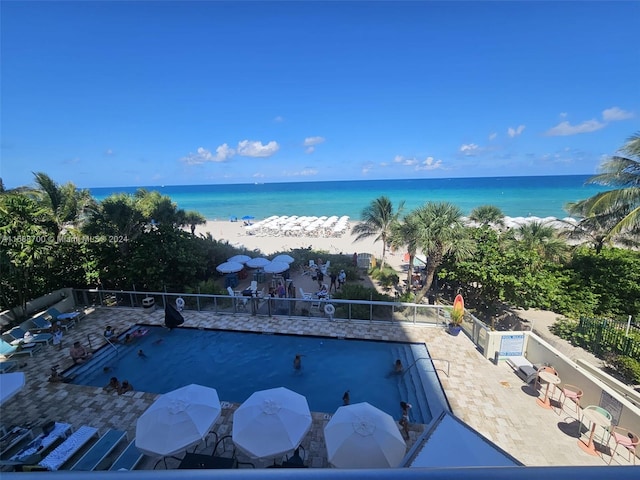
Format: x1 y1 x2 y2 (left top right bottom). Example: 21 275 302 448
69 326 436 424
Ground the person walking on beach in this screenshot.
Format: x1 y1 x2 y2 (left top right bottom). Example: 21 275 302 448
342 390 350 405
329 272 338 292
338 270 346 289
316 269 324 289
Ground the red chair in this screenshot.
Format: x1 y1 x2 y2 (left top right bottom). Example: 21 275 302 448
608 426 639 465
558 384 583 414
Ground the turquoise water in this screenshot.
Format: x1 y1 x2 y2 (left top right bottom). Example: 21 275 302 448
67 326 435 424
89 175 607 220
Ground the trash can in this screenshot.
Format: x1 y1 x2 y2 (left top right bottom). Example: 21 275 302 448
142 297 155 313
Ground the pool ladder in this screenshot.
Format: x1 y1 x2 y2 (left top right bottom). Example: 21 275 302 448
87 332 119 357
402 357 450 377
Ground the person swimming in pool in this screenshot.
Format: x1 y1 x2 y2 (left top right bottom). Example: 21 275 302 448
137 349 147 358
293 354 304 370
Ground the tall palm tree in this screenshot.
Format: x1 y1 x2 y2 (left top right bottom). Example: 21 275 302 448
568 132 640 241
468 205 505 229
351 196 404 269
390 211 421 288
411 202 475 303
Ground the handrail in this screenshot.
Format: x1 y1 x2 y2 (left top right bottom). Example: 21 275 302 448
402 356 450 377
87 332 118 357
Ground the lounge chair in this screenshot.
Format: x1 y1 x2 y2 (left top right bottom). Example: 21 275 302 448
505 355 538 383
70 429 127 471
227 287 247 310
109 439 145 471
39 425 99 471
4 326 53 346
23 314 52 333
10 422 73 463
0 360 18 372
47 307 82 328
0 338 42 358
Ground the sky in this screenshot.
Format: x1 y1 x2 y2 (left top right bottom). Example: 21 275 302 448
1 1 639 188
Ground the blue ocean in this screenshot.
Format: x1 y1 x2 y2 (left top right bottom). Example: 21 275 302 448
90 175 606 221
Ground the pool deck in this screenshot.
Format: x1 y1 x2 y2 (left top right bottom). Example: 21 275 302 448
1 306 623 469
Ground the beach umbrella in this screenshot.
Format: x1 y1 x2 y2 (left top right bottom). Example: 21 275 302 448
246 257 270 269
0 372 25 406
233 387 312 459
324 402 407 468
272 254 295 264
136 384 221 457
263 261 290 274
242 215 255 221
228 254 251 264
216 261 244 274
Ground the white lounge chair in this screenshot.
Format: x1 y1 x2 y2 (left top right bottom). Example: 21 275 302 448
506 355 538 383
39 425 99 470
227 287 247 310
70 429 127 471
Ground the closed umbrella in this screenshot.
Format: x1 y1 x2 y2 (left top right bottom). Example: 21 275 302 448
136 384 221 457
263 261 290 274
233 387 312 459
228 254 251 264
272 254 295 264
216 261 244 273
324 402 407 468
246 257 270 269
0 372 25 406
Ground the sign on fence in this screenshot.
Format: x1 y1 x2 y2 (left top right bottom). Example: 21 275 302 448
499 334 525 357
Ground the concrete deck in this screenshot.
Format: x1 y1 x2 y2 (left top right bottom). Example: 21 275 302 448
1 306 630 470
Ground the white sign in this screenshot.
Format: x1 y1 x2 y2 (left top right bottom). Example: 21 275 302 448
499 334 525 357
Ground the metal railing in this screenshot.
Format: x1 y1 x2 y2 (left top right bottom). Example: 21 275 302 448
73 288 453 325
86 332 117 356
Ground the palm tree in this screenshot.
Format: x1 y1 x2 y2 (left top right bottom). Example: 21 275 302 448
512 221 568 263
183 211 207 235
468 205 505 229
411 202 475 303
390 211 421 288
351 196 404 269
568 132 640 242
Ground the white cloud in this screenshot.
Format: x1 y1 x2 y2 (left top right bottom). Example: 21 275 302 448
303 136 325 146
545 119 605 136
488 133 497 141
252 172 265 178
393 155 418 166
507 125 526 138
415 156 443 171
105 149 114 155
273 116 284 123
560 112 567 118
237 140 280 157
602 106 634 122
460 143 479 155
303 136 325 154
284 168 318 177
180 144 235 165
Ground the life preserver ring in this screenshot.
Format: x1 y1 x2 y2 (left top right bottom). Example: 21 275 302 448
324 304 335 316
175 297 185 310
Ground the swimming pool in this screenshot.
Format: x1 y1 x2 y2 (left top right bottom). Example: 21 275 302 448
68 326 441 424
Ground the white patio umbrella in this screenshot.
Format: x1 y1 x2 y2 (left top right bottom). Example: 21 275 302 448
216 261 244 274
263 261 290 274
324 402 407 468
233 387 312 459
246 257 270 269
136 384 221 457
272 254 295 264
228 254 251 264
0 372 25 406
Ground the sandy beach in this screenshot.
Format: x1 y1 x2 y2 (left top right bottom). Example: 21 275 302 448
193 220 406 272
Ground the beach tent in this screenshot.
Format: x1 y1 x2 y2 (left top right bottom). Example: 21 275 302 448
165 303 184 330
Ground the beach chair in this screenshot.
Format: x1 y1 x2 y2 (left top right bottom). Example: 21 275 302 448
23 314 52 333
70 429 127 471
0 338 42 358
39 425 99 471
47 307 82 328
0 360 18 372
298 288 312 301
506 355 538 384
4 326 53 346
109 439 145 471
227 287 247 310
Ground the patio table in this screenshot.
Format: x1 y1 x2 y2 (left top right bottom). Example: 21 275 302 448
536 371 561 409
578 408 612 456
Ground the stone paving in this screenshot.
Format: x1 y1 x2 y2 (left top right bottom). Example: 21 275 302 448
1 306 632 470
